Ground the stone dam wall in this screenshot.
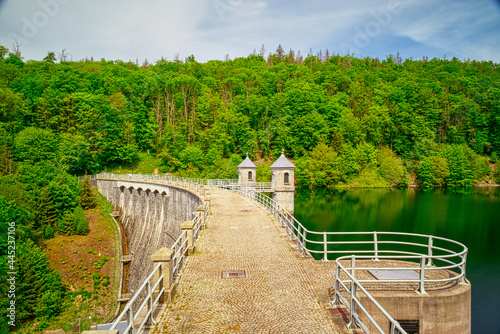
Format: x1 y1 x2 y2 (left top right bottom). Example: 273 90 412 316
94 179 202 298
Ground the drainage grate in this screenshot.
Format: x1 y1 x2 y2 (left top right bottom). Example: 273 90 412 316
222 270 246 279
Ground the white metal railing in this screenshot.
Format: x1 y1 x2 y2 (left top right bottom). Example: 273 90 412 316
93 173 209 334
230 182 273 192
333 256 407 334
110 262 164 333
109 202 208 334
92 173 469 334
222 185 468 334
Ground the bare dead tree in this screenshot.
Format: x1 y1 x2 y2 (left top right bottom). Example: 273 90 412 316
296 50 303 65
10 41 21 57
276 45 284 62
396 51 403 65
288 48 295 63
259 44 266 58
317 50 323 63
58 48 70 62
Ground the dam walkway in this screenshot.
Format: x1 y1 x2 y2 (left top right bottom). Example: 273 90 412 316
152 186 342 334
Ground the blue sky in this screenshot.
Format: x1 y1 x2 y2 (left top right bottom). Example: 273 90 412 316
0 0 499 63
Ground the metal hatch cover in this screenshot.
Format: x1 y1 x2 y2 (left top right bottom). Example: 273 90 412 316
368 269 420 280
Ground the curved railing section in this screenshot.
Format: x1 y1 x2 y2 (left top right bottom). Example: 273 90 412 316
91 174 468 334
224 184 469 334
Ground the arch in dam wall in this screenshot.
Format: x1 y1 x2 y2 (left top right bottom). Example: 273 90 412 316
94 179 203 297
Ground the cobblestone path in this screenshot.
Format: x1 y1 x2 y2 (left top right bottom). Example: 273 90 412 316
153 187 341 334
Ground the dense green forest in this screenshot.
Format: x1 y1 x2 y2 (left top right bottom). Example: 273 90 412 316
0 44 499 330
1 46 499 187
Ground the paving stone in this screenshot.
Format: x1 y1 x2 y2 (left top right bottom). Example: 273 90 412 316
152 187 341 333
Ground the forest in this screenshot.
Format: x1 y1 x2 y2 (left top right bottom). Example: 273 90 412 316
0 44 499 330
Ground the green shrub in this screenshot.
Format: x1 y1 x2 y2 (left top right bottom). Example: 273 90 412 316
73 206 89 235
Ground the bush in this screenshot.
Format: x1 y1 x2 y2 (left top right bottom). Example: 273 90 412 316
80 177 96 210
44 224 54 239
74 206 89 235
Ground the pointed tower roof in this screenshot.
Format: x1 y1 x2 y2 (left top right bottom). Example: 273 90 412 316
271 154 295 169
238 156 257 168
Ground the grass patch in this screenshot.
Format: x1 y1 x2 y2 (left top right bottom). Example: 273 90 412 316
108 152 164 174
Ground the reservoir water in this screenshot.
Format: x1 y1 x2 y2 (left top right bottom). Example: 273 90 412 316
294 187 500 334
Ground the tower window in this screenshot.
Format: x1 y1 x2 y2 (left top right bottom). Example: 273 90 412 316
284 172 289 184
248 171 253 181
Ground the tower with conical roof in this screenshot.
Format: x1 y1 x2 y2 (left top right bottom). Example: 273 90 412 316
238 153 257 185
271 150 295 214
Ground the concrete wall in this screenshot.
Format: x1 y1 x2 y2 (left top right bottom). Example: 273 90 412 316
357 283 471 334
271 168 295 214
238 167 256 184
95 179 202 299
272 191 295 215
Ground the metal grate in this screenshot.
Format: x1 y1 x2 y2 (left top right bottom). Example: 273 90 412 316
222 270 246 278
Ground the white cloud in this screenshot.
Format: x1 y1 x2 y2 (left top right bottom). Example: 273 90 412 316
393 0 500 61
0 0 498 62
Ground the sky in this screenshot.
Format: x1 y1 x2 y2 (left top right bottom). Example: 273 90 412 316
0 0 499 63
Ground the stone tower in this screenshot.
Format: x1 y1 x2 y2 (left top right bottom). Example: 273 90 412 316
238 154 257 185
271 151 295 214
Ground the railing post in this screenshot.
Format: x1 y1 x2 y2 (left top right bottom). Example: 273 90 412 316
347 255 358 330
373 231 380 261
204 196 211 214
332 265 341 305
417 256 428 295
181 221 195 255
301 229 307 256
127 307 134 334
145 280 155 328
195 205 206 229
427 236 434 266
322 232 328 261
151 248 175 301
390 322 396 334
295 225 301 250
459 253 468 285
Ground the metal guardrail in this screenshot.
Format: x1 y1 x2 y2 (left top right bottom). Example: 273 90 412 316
91 174 469 334
92 173 208 334
110 262 164 333
224 185 469 334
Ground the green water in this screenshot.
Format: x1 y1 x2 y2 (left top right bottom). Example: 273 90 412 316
294 187 500 334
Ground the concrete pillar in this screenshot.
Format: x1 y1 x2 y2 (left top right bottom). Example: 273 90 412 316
181 221 195 254
151 248 175 301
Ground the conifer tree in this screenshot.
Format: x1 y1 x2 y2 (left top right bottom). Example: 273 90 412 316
74 206 89 235
44 224 54 239
36 188 58 234
0 143 13 176
80 176 96 209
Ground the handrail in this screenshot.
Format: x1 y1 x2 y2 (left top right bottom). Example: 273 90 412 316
110 262 164 333
223 184 469 334
94 173 209 334
93 173 469 334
